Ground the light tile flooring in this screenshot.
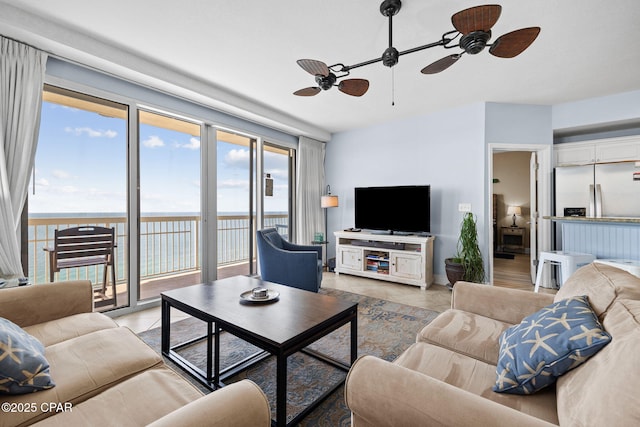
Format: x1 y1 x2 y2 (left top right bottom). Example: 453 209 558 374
114 273 453 334
115 253 546 333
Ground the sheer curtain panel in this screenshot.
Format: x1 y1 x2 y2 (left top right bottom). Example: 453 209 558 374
0 37 47 277
295 136 325 245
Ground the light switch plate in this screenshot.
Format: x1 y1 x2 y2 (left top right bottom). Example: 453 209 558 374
458 203 471 212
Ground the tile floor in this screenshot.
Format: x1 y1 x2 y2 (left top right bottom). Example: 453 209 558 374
114 272 453 333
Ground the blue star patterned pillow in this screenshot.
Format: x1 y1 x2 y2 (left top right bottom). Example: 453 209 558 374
493 295 611 395
0 317 55 394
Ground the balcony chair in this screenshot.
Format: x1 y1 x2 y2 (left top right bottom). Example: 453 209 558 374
256 228 322 292
44 226 117 305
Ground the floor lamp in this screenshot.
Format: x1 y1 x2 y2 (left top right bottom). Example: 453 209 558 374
320 185 339 243
320 185 338 270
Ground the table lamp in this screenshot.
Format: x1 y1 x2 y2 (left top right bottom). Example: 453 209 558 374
507 206 521 227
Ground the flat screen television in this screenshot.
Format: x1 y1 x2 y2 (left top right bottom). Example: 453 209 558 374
354 185 430 234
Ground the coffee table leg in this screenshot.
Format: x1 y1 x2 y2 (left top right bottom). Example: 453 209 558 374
161 298 170 355
350 312 358 364
214 322 220 387
276 353 287 426
207 321 213 383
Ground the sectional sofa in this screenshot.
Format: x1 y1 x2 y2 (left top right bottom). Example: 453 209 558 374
345 263 640 426
0 280 271 426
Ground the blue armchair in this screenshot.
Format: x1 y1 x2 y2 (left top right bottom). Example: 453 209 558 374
256 228 323 292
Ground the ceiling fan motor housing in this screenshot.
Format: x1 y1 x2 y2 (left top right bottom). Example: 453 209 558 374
460 30 492 55
382 47 399 67
316 73 337 90
380 0 401 16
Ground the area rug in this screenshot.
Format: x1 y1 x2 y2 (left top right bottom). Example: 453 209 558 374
138 288 440 426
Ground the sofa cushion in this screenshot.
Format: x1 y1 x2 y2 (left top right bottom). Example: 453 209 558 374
417 309 512 365
494 295 611 395
31 367 203 427
555 262 640 319
1 327 163 426
556 298 640 426
23 313 118 347
394 342 559 424
0 317 55 395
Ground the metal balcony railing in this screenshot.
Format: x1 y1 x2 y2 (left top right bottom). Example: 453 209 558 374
27 213 288 286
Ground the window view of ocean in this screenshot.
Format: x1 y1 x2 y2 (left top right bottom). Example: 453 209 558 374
27 212 288 285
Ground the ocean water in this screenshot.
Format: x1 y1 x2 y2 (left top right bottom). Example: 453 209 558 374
28 212 287 285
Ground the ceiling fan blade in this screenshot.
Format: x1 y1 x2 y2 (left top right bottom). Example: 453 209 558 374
421 54 461 74
338 79 370 97
489 27 541 58
296 59 329 76
293 87 322 97
451 4 501 35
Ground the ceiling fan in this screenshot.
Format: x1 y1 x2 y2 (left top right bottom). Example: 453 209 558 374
294 1 540 98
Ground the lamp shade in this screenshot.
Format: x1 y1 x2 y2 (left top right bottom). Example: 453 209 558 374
507 206 522 216
321 195 339 208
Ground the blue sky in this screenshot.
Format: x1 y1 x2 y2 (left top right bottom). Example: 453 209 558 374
30 102 289 214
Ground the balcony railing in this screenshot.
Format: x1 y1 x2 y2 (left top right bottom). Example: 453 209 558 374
27 213 288 286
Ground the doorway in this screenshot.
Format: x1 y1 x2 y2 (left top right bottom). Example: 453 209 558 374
487 144 552 287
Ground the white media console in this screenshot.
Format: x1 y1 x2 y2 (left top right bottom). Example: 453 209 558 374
334 231 435 289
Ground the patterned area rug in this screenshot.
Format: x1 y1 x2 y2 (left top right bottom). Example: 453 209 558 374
138 288 440 426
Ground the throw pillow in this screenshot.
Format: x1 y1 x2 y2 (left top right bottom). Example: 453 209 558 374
0 317 55 394
493 295 611 395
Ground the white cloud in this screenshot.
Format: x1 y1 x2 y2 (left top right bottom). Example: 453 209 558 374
143 135 165 148
52 169 72 179
64 126 118 138
60 185 79 193
35 178 49 187
225 149 249 165
178 137 200 150
219 179 248 189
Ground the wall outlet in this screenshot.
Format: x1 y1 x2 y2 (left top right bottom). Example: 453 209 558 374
458 203 471 212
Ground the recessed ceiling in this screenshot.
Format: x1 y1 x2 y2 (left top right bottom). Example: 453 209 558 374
1 0 639 139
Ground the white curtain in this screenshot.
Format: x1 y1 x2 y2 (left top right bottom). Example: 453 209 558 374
0 37 47 277
296 136 325 245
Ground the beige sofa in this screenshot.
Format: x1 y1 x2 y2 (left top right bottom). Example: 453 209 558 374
345 263 640 426
0 280 271 427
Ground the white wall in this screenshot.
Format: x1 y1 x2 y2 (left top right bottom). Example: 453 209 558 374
325 103 486 283
486 103 553 145
553 90 640 132
326 102 555 284
325 91 640 286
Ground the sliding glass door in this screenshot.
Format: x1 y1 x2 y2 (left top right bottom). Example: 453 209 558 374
28 84 295 312
263 143 294 241
216 130 257 277
138 110 202 300
29 85 128 310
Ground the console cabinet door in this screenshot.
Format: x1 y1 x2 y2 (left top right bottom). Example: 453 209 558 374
337 247 362 271
390 252 423 280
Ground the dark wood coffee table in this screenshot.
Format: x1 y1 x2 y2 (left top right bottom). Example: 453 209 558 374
161 275 358 427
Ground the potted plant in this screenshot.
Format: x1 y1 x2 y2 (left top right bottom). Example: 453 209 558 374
445 212 485 289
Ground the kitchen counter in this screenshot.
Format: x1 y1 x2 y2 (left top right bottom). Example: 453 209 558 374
548 217 640 261
545 216 640 224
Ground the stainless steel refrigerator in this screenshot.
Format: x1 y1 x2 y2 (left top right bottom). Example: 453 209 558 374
555 162 640 218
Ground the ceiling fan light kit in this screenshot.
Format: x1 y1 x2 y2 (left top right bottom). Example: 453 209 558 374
294 2 540 98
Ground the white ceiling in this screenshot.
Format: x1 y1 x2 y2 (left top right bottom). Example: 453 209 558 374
2 0 640 140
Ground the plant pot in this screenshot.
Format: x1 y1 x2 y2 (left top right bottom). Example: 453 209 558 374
444 258 465 289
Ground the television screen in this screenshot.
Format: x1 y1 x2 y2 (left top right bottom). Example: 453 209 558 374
355 185 430 233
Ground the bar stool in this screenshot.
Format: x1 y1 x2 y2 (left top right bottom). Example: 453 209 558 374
534 251 596 292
